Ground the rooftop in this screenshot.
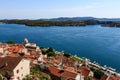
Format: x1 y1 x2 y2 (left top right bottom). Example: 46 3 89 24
0 56 22 71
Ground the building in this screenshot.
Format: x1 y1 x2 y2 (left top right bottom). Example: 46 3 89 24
0 42 3 53
0 56 30 80
101 75 120 80
48 65 84 80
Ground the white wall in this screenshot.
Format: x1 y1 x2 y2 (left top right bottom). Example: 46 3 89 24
22 49 28 54
13 59 30 80
0 48 3 53
75 73 84 80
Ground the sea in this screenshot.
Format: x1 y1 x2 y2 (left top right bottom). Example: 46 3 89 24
0 24 120 72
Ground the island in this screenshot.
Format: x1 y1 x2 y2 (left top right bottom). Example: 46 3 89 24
1 17 120 27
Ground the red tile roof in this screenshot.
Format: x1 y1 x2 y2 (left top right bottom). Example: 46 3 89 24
8 53 19 57
101 75 108 80
0 53 2 57
81 67 90 77
101 75 120 80
61 70 77 79
48 65 77 79
48 66 61 77
109 76 120 80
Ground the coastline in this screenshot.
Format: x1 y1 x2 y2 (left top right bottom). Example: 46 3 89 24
1 18 120 27
52 48 120 74
0 39 120 80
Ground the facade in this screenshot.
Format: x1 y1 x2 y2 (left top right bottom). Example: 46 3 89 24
13 58 30 80
0 48 3 53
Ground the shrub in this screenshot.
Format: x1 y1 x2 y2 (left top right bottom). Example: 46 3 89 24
64 53 71 57
7 40 14 44
91 67 104 79
47 52 56 57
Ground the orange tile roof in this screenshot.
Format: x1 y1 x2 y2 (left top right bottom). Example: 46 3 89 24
101 75 108 80
0 53 2 57
65 67 75 72
23 55 31 58
48 65 61 77
61 70 77 79
8 53 18 57
48 65 77 79
80 66 90 77
109 76 120 80
101 75 120 80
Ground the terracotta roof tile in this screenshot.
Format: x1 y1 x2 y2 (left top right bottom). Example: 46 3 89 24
48 65 77 79
109 76 120 80
61 70 77 79
0 53 2 56
48 66 61 77
8 53 19 57
81 67 90 77
101 75 108 80
101 75 120 80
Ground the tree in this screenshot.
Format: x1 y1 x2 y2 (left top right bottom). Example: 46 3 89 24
46 47 53 53
7 40 14 44
91 67 104 79
45 47 57 57
47 52 56 57
41 49 47 55
64 53 71 57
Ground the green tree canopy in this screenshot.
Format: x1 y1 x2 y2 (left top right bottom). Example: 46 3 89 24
47 52 56 57
7 40 14 44
91 67 104 79
64 53 71 57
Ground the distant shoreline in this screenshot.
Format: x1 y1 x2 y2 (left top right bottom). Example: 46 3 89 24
1 18 120 27
0 22 5 24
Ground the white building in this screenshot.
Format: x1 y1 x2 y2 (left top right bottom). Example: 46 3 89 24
0 48 3 53
0 43 3 53
0 56 30 80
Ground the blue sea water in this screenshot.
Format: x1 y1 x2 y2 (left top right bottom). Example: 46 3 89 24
0 24 120 72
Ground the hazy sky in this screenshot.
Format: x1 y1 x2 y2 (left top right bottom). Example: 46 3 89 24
0 0 120 19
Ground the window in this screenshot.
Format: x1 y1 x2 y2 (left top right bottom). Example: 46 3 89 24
16 69 19 73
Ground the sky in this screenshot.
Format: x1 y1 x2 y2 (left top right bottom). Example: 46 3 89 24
0 0 120 19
